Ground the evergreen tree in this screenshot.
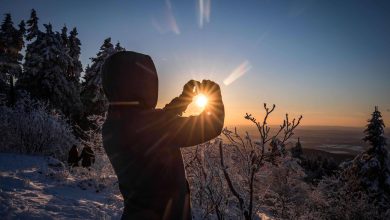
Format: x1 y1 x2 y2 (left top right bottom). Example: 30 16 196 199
81 38 116 116
364 106 387 155
60 25 69 48
0 14 15 86
0 14 25 105
18 23 82 117
18 20 26 45
291 137 303 158
115 41 125 52
67 27 82 85
26 9 39 41
340 106 390 209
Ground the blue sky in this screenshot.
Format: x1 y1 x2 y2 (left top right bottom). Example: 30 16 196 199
1 0 389 126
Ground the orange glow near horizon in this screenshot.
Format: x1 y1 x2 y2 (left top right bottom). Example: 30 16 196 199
158 98 390 128
156 66 390 128
157 91 390 128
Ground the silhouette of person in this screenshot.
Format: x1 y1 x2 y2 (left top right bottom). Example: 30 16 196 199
68 145 79 167
79 145 95 168
102 51 224 220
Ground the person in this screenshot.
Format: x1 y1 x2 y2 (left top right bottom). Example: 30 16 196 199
102 51 225 220
79 145 95 168
68 145 79 167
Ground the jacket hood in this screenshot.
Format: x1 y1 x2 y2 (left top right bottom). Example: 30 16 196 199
102 51 158 109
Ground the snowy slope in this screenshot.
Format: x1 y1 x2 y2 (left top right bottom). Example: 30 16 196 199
0 153 123 219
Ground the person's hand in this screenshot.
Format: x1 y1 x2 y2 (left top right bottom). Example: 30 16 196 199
164 80 201 115
198 80 222 101
182 80 201 99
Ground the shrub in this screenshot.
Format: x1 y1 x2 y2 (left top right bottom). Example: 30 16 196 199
0 95 77 160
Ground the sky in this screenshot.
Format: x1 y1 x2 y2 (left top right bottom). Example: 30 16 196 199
1 0 389 127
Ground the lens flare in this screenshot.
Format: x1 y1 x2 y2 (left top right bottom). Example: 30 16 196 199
151 0 180 35
195 94 208 108
198 0 211 28
223 60 252 86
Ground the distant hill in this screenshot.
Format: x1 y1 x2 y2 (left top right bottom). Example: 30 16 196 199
226 125 390 154
302 148 355 164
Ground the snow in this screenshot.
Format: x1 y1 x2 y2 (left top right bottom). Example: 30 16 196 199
0 153 123 219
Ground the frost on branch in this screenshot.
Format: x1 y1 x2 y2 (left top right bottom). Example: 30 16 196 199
0 94 77 161
184 103 303 220
182 141 229 219
220 103 302 219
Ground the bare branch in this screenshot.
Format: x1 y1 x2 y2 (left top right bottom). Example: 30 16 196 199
218 141 246 216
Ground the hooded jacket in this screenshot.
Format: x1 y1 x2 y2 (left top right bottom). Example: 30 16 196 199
102 51 224 220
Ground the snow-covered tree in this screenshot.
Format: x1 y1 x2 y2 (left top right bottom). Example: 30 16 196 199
185 104 303 219
0 93 77 160
17 10 43 96
26 9 39 41
265 156 308 219
334 106 390 214
81 38 120 116
67 27 83 86
18 22 82 118
114 41 125 52
316 175 387 219
0 13 25 105
364 106 387 155
218 104 302 220
60 25 68 48
343 107 389 191
182 142 229 219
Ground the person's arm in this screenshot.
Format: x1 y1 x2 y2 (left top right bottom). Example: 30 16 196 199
165 80 225 147
163 80 199 116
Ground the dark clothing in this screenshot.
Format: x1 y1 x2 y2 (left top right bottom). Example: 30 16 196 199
101 51 158 109
68 146 79 167
102 51 225 220
79 146 95 168
103 105 224 220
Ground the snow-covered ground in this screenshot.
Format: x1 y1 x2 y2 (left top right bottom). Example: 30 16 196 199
0 153 123 219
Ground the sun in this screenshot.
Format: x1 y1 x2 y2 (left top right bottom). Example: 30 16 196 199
195 94 208 108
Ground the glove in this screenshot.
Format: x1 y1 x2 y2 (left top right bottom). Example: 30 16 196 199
163 80 201 115
198 80 222 101
181 80 201 99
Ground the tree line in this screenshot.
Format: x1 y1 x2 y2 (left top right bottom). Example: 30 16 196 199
0 9 124 129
